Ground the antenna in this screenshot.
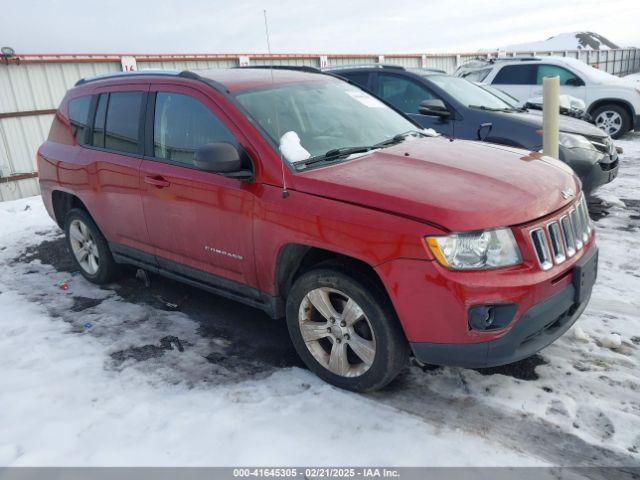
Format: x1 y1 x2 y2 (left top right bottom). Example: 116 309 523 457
263 9 289 199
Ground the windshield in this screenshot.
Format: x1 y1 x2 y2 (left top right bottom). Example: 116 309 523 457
235 80 417 163
427 75 514 110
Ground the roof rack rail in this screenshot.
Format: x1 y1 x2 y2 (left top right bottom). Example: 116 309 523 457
324 63 406 71
491 56 541 62
74 69 186 86
407 67 447 74
235 65 322 73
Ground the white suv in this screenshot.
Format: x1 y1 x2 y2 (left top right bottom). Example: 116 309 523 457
455 56 640 138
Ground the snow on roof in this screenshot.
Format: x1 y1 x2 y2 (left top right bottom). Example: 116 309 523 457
498 32 620 52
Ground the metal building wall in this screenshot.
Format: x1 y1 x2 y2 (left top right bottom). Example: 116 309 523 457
1 49 639 201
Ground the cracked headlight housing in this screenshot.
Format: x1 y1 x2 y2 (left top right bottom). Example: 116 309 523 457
559 132 595 150
426 228 522 270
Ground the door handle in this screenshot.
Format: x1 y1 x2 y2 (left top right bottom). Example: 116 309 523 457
144 176 171 188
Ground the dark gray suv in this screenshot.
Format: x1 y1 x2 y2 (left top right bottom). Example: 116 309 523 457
330 65 620 195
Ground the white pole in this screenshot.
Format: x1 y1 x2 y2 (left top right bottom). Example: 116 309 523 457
543 76 560 159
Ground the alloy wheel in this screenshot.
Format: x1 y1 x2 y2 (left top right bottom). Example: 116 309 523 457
69 219 100 275
298 287 376 377
595 110 622 136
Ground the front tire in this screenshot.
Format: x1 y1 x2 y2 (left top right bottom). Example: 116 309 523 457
64 208 120 284
286 267 409 392
592 104 631 139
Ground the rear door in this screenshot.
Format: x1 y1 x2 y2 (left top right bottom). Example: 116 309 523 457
80 85 150 253
490 64 536 102
373 72 453 136
139 84 258 291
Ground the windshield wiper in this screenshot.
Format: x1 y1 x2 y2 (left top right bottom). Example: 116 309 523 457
374 130 426 147
297 146 376 169
296 130 427 169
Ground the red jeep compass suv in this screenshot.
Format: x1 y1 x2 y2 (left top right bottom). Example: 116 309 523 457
38 68 598 391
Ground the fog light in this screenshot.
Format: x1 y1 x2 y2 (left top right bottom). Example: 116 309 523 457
468 304 517 331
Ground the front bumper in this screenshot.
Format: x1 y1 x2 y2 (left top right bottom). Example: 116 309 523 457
410 246 598 368
560 147 619 194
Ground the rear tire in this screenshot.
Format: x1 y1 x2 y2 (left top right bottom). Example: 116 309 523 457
64 208 120 284
592 104 631 139
286 267 409 392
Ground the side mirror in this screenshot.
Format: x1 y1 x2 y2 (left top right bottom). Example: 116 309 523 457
194 143 252 180
418 99 451 118
565 77 584 87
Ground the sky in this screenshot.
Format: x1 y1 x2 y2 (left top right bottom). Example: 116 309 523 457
4 0 639 54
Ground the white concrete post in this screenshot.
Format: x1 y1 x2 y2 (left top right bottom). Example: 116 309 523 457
543 76 560 159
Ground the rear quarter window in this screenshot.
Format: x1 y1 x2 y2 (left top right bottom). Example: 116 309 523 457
461 68 492 82
68 96 92 145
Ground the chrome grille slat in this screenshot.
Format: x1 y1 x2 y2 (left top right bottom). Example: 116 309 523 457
569 209 583 250
547 221 566 264
560 215 576 257
579 196 591 239
530 228 552 271
530 196 592 270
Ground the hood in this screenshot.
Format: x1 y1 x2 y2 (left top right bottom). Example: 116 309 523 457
497 110 607 137
291 137 579 232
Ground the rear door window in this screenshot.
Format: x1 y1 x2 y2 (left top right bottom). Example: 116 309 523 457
68 96 92 145
104 92 144 154
91 94 108 148
153 92 237 166
492 64 537 85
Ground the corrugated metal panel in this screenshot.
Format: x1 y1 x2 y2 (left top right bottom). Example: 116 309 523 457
138 59 238 70
0 177 40 202
0 114 55 174
0 62 120 113
1 49 639 201
250 57 320 67
328 57 378 66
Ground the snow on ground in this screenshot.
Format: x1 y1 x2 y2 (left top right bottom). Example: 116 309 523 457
0 205 540 466
1 134 640 467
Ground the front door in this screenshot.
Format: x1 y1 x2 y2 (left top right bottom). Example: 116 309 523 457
139 84 258 291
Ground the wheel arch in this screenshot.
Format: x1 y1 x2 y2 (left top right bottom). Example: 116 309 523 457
51 190 91 228
588 98 636 128
274 244 389 303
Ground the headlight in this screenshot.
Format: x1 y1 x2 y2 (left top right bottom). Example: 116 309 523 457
559 132 595 150
426 228 522 270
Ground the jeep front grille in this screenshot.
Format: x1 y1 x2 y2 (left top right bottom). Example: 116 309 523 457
530 195 591 270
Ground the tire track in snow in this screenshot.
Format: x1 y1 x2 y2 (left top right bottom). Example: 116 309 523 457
369 372 640 475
